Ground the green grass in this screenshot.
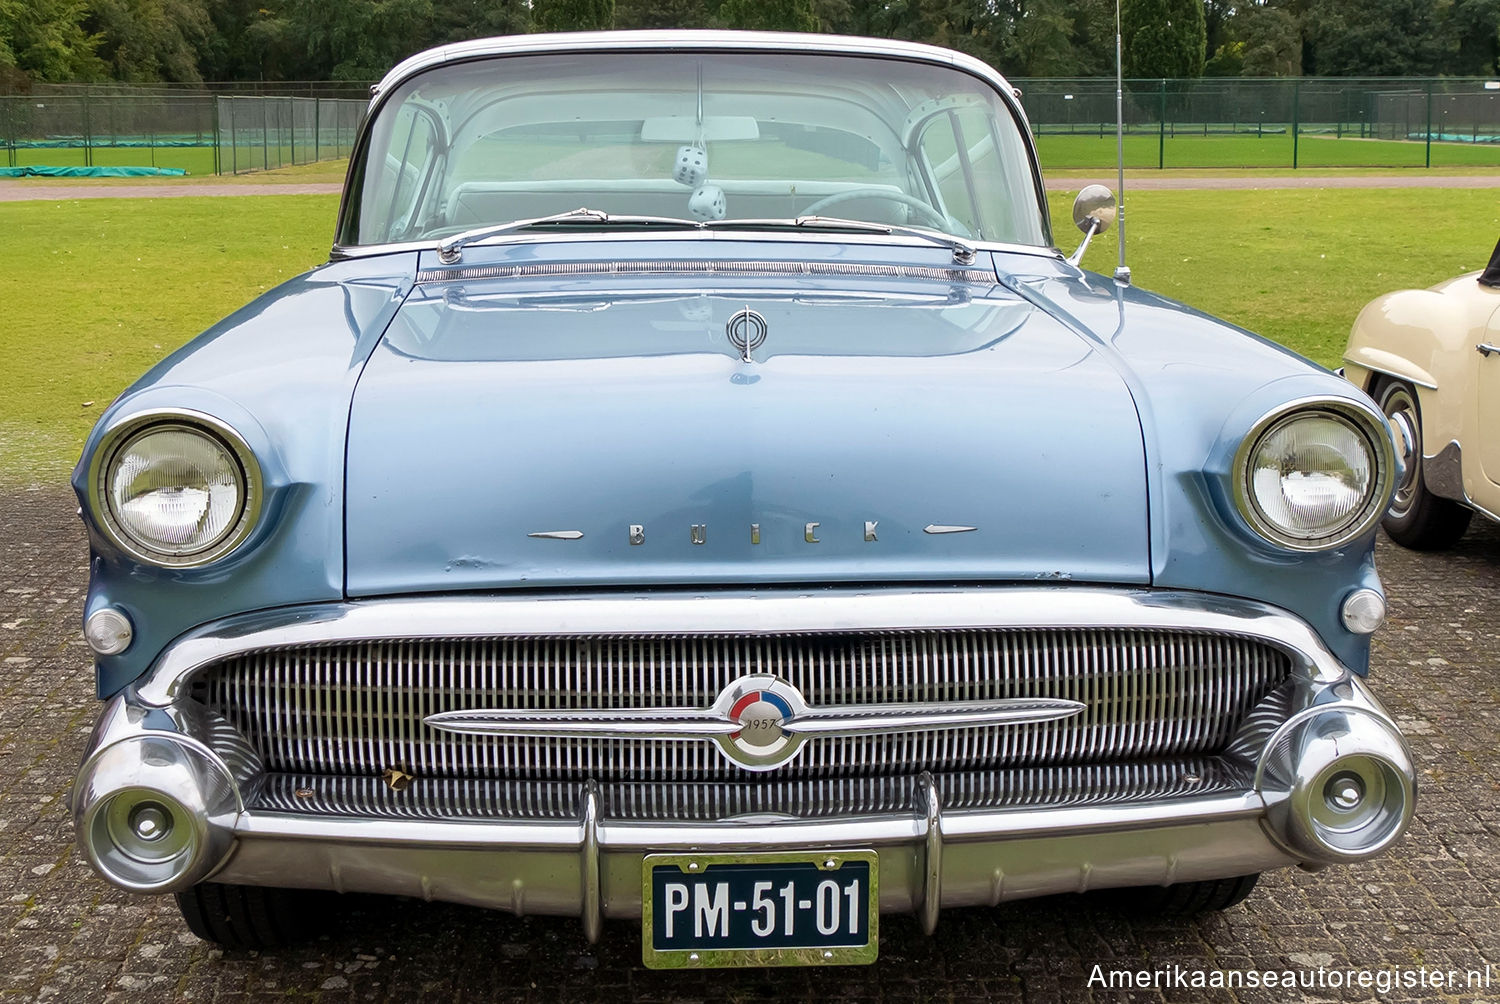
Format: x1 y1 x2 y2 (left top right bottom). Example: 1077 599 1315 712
1051 187 1500 366
1036 132 1500 170
4 187 1500 485
0 195 337 484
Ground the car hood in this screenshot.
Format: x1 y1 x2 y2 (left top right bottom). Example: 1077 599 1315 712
344 264 1149 594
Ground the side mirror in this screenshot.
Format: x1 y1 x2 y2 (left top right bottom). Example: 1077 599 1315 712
1067 185 1116 266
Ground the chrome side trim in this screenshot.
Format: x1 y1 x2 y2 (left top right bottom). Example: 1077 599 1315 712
135 588 1347 708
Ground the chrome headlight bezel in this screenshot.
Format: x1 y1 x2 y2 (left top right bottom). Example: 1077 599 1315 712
87 410 263 568
1232 398 1395 552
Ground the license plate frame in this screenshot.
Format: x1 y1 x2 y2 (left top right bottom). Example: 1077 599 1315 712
641 849 879 969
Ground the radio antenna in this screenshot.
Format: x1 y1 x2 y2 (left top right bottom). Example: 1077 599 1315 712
1114 0 1130 284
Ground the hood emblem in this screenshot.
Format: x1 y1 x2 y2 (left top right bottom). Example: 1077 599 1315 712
424 675 1084 771
726 307 768 362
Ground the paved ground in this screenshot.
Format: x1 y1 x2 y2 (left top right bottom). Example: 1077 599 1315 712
3 485 1499 1002
2 174 1498 203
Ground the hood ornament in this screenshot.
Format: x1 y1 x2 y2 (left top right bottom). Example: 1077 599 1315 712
726 307 767 363
424 675 1085 771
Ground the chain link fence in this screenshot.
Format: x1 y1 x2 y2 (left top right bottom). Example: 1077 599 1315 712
1 84 367 176
1014 77 1500 169
6 76 1500 175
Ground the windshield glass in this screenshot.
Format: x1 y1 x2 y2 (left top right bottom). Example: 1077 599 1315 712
344 51 1047 249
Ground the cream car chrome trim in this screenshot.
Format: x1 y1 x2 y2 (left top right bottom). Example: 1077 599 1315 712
1340 355 1438 391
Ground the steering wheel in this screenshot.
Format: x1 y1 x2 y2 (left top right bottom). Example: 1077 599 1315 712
800 189 954 232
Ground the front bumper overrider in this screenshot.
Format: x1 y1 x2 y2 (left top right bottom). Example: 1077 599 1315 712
69 589 1416 940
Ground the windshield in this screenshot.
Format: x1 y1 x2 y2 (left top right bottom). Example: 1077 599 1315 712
343 51 1048 249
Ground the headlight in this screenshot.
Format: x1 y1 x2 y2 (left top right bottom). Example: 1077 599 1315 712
91 413 261 566
1234 402 1393 551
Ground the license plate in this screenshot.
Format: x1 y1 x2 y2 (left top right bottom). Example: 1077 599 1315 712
642 850 879 969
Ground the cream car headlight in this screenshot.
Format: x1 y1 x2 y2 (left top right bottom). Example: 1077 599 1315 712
1235 402 1393 551
92 413 261 566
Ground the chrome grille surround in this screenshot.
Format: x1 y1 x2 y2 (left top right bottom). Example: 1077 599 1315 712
194 628 1292 781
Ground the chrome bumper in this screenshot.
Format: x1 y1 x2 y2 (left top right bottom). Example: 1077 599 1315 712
70 590 1416 938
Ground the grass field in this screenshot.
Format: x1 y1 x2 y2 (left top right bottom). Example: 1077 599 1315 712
3 186 1499 484
0 195 336 482
1036 132 1500 170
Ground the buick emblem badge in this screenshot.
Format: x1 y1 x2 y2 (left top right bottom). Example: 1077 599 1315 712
726 307 768 363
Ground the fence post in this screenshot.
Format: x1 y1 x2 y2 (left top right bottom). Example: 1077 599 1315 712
212 96 220 176
1425 81 1434 168
262 98 269 171
81 93 92 168
314 98 321 163
4 97 13 169
230 98 237 175
1158 79 1166 169
1291 80 1300 169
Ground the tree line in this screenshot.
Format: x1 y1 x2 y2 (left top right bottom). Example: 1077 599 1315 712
2 0 1496 89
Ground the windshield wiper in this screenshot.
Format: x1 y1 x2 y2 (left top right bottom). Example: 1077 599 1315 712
436 207 699 264
706 216 977 265
436 208 979 267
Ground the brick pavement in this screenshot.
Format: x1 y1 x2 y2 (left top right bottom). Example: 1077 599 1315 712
3 484 1498 1002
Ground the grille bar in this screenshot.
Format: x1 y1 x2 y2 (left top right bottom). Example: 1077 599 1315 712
252 757 1254 822
196 629 1290 781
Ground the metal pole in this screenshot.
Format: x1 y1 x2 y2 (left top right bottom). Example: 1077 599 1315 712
1158 79 1166 169
1114 0 1129 283
1292 80 1300 169
212 96 220 176
1425 81 1433 168
82 93 92 168
314 98 321 163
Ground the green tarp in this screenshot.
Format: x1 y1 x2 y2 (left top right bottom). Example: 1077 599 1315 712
0 165 188 177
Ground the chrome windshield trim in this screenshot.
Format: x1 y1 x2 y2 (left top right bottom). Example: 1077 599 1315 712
331 230 1062 265
133 587 1348 708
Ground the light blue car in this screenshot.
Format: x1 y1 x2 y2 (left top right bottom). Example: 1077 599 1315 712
69 31 1414 969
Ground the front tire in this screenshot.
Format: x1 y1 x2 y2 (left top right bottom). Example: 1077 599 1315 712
175 883 328 950
1372 378 1471 550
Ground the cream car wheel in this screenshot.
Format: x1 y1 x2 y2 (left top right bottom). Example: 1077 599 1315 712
1374 379 1472 550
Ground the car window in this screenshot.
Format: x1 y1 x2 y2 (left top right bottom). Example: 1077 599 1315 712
345 51 1046 248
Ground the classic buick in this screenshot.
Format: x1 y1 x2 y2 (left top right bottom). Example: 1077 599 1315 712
1343 240 1500 549
70 31 1414 968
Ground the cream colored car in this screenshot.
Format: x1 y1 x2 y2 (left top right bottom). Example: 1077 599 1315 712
1343 244 1500 548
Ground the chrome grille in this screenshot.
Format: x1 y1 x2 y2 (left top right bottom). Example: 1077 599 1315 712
252 758 1254 822
194 629 1292 781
